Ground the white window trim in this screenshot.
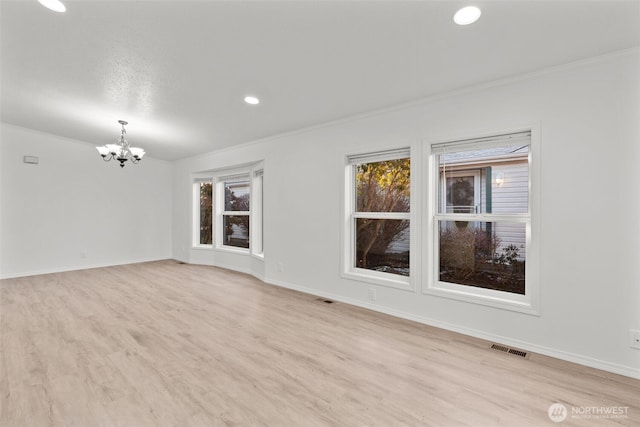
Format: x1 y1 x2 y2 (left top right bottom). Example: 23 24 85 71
251 166 264 259
423 125 541 315
342 147 416 291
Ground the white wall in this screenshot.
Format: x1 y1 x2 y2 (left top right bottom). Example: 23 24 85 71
0 124 173 278
173 49 640 378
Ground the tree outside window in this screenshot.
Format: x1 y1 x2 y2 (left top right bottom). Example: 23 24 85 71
354 157 410 276
199 182 213 245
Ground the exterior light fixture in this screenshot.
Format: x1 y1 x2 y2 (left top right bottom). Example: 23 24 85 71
96 120 145 168
454 6 481 25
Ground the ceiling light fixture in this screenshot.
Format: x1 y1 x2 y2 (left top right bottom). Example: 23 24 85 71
244 96 260 105
454 6 481 25
96 120 145 168
38 0 66 13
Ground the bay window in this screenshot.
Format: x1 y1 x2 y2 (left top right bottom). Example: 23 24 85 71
193 163 262 255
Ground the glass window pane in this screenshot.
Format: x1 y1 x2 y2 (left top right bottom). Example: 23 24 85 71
356 218 409 276
223 215 249 249
199 182 212 245
224 179 250 211
356 158 410 213
438 145 528 214
438 221 525 294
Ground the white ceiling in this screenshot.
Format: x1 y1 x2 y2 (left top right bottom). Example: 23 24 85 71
2 0 639 161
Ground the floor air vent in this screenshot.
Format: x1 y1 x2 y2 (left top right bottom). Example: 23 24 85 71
490 343 530 359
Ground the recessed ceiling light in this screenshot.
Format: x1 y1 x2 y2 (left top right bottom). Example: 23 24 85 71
38 0 66 13
244 96 260 105
454 6 481 25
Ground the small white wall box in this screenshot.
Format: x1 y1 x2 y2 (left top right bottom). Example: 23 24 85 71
23 155 38 164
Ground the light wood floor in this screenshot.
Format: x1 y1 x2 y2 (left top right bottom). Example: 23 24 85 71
1 260 638 426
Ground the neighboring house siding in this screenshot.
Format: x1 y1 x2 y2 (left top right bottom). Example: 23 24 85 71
494 223 526 259
491 162 528 260
387 227 410 254
491 163 528 214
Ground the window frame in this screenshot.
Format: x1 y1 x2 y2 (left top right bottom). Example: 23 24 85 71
216 174 251 252
251 168 264 258
342 147 415 291
192 178 213 248
192 163 263 257
423 126 541 315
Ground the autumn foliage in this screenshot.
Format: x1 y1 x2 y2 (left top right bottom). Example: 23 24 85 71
355 159 410 274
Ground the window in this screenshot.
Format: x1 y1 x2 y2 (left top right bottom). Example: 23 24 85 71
194 179 213 246
251 169 264 256
344 148 411 288
193 164 263 255
427 130 539 313
220 177 250 249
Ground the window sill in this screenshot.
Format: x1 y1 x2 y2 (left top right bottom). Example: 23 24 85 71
191 245 213 250
342 269 414 291
215 245 250 255
424 280 539 315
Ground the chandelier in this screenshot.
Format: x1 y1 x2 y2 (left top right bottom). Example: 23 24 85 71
96 120 145 168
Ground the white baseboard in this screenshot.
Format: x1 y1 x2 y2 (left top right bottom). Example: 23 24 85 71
265 277 640 380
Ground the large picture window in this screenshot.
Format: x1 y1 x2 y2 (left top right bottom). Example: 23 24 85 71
345 148 411 288
427 130 539 312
